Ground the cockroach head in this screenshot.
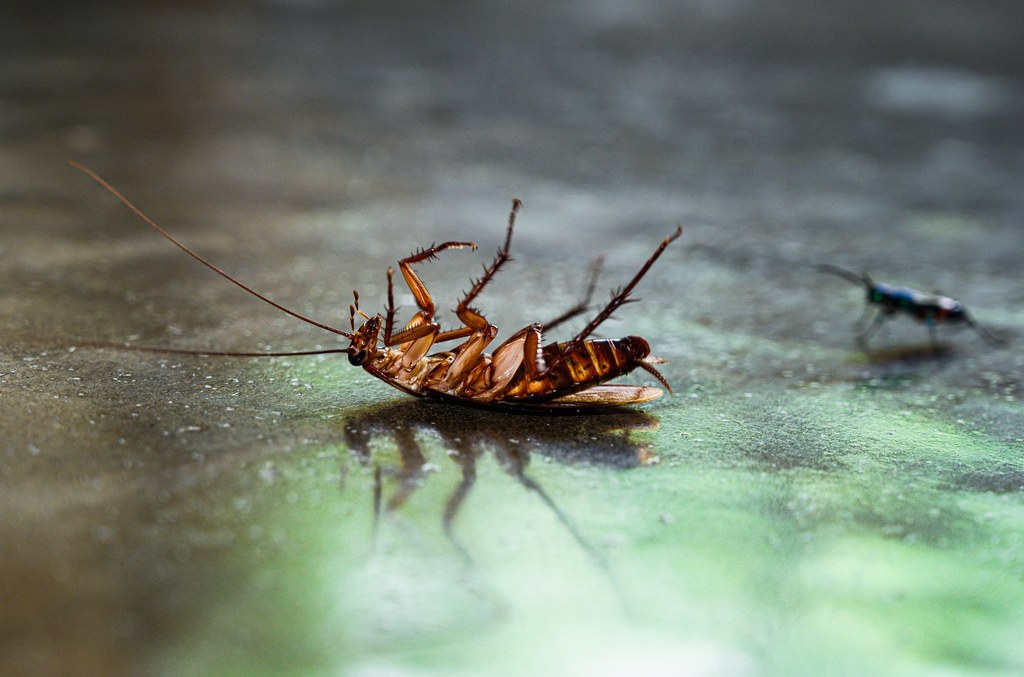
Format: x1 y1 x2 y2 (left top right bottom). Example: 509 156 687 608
346 314 383 365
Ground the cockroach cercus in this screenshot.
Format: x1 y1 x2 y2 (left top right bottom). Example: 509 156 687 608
817 264 1003 347
70 161 681 412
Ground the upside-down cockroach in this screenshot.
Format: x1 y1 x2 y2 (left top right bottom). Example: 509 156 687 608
70 161 681 412
817 264 1002 347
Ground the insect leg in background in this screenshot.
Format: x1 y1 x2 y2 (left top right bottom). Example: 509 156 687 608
541 255 604 332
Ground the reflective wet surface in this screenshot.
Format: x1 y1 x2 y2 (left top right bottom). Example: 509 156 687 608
2 1 1023 675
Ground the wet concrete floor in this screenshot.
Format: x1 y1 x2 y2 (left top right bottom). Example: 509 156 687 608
2 2 1023 675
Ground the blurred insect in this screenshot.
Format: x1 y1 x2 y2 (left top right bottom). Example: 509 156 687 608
70 161 681 412
817 264 1002 347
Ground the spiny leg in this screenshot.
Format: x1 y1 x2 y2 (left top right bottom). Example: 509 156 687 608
384 267 397 341
536 225 682 377
386 201 520 347
571 226 681 345
383 266 451 346
384 238 477 347
434 200 522 382
453 198 521 332
398 239 477 316
542 255 604 333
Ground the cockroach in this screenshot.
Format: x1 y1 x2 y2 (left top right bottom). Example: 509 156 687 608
70 161 681 412
817 264 1002 347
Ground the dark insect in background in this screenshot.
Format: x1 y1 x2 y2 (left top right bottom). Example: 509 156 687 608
817 264 1002 348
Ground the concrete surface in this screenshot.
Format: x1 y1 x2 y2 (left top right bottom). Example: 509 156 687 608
1 1 1022 675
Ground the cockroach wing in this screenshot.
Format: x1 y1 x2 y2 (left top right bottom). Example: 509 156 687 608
540 385 664 408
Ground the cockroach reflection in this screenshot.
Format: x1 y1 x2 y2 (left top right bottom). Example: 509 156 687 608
70 161 681 412
340 400 657 573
